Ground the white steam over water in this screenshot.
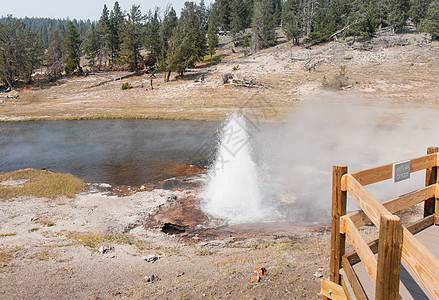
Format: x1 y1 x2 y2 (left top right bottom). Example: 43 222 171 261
203 94 439 225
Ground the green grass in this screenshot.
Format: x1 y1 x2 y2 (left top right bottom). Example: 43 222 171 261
0 248 17 268
0 169 86 200
30 249 59 261
65 231 183 255
0 232 16 237
36 219 56 227
196 248 217 256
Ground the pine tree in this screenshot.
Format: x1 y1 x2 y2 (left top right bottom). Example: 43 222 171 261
98 5 112 65
158 6 178 81
145 10 161 59
83 23 101 69
47 29 64 79
160 7 178 44
421 0 439 39
385 0 410 32
109 1 125 64
207 19 219 57
0 16 44 87
273 0 283 26
165 6 207 77
282 0 303 45
252 0 277 51
197 0 209 29
211 0 231 31
310 2 338 41
347 0 378 38
409 0 433 27
121 5 145 70
25 29 44 83
63 20 82 74
230 0 250 37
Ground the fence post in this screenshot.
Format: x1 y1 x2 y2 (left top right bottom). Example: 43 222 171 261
375 214 403 299
425 147 438 217
330 165 348 284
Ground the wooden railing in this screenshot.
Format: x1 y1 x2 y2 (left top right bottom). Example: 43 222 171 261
322 147 439 300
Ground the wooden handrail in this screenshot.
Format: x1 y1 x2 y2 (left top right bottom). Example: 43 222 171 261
345 217 377 283
327 149 439 300
344 215 435 266
341 153 438 189
340 152 439 299
343 174 390 229
340 185 437 232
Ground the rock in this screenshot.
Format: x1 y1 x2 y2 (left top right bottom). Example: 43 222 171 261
222 73 233 84
144 275 158 282
313 267 324 278
143 254 159 263
98 245 115 254
167 195 177 202
176 271 184 277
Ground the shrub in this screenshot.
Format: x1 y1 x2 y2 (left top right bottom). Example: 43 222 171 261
242 34 251 47
322 65 350 90
121 82 132 90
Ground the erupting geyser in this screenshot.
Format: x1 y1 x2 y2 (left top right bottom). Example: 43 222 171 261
202 114 270 224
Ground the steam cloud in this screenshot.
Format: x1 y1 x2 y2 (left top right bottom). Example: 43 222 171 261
250 92 439 225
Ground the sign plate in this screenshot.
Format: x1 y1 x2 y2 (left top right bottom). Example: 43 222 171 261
393 160 411 183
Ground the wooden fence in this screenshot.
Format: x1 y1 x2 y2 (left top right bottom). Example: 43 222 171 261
322 147 439 300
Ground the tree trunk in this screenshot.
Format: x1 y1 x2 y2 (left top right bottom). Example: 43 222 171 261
5 77 13 89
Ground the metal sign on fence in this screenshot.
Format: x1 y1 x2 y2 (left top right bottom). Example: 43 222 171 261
393 160 411 183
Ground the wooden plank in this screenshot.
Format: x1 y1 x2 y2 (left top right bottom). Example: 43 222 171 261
341 185 436 230
340 276 352 300
424 147 438 217
321 278 348 300
345 174 391 228
435 215 439 225
401 227 439 299
345 217 377 284
406 215 435 234
330 165 348 284
436 184 439 219
375 215 403 299
344 153 437 188
345 239 378 265
342 256 368 300
344 215 433 266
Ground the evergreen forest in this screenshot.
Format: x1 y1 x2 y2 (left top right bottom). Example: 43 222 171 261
1 0 439 88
